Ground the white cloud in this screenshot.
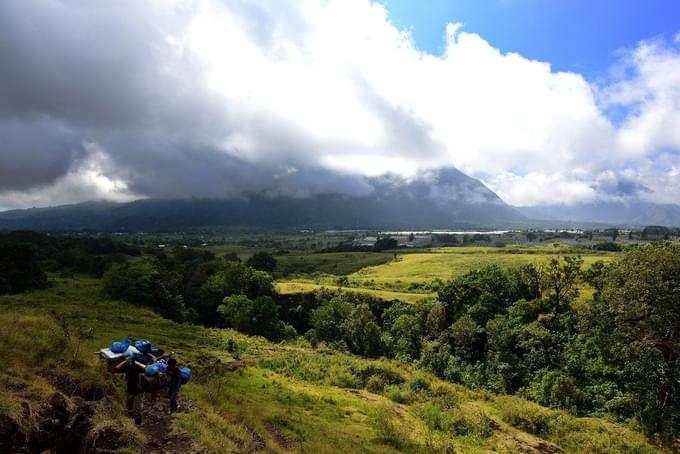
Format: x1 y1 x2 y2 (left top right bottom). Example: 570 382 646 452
1 0 679 208
0 144 140 209
171 0 680 205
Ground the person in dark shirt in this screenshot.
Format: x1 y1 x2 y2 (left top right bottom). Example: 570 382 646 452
166 358 181 414
116 356 146 425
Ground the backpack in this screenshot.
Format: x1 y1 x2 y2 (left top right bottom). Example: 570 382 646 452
111 339 131 354
180 367 191 384
144 364 160 377
134 339 152 354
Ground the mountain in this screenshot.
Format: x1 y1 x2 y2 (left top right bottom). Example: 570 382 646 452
0 168 526 231
519 201 680 227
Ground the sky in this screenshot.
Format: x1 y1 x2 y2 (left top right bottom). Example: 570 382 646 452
1 0 680 211
382 0 680 76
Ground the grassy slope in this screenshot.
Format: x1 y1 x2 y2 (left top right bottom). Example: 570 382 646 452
0 276 660 453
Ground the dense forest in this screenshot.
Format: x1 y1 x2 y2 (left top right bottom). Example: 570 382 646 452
2 230 679 440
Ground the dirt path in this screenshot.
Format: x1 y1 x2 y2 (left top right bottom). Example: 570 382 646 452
140 394 194 454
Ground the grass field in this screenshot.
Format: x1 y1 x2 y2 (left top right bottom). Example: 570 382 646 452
0 276 662 453
276 281 435 304
274 251 394 277
277 245 614 304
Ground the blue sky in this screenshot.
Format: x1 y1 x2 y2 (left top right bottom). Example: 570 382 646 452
381 0 680 78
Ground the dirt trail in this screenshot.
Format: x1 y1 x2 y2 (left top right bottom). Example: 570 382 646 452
139 394 194 454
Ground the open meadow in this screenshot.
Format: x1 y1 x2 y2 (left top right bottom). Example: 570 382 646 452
276 244 613 304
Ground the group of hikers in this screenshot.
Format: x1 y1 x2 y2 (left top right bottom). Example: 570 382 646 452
113 347 183 425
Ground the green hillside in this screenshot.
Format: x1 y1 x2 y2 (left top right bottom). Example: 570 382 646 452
0 277 661 453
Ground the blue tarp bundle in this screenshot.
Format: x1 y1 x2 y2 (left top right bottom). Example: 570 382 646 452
111 339 131 354
155 358 168 373
145 363 160 377
135 339 152 354
180 367 191 384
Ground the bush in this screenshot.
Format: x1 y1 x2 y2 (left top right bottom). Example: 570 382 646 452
383 385 411 404
246 251 277 272
422 402 453 432
370 405 408 448
497 399 554 436
327 366 361 389
408 375 431 392
591 241 622 252
366 375 385 393
358 364 405 387
448 409 496 438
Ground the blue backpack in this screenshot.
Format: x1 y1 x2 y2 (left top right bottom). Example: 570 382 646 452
155 359 168 373
145 364 160 377
135 339 152 354
180 367 191 384
111 339 131 354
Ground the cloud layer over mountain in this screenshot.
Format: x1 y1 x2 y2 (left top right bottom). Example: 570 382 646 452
1 0 679 209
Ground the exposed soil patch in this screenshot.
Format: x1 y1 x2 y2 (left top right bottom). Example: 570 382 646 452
42 369 107 401
497 425 564 454
139 395 194 454
265 420 295 450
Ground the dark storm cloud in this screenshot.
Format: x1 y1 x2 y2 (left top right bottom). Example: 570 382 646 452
0 0 392 202
0 0 211 192
0 116 81 190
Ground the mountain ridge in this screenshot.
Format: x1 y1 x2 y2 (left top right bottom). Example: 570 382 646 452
0 168 528 231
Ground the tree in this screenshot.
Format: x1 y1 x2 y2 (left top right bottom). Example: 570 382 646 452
103 258 186 321
197 262 273 325
374 236 398 251
341 304 384 357
593 243 680 433
217 295 284 339
438 265 516 324
247 251 277 272
308 296 353 345
450 313 483 362
542 256 582 313
425 303 447 339
223 251 241 262
0 241 48 294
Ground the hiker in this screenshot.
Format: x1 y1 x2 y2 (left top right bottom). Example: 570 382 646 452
149 349 174 363
166 357 181 414
116 356 146 425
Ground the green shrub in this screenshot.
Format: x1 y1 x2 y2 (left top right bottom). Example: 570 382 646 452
370 405 408 448
366 375 385 393
422 402 452 432
383 385 411 404
448 409 496 438
408 375 431 392
327 365 361 389
358 364 405 387
498 399 553 436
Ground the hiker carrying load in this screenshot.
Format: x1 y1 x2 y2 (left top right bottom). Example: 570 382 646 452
166 358 181 413
115 356 146 425
100 338 191 421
